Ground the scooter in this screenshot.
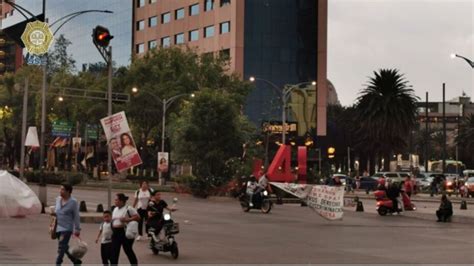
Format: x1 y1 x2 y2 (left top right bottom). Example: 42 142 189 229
149 212 179 258
374 190 416 216
239 189 272 213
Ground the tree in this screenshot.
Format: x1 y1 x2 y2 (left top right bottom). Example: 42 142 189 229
125 47 252 172
456 114 474 168
170 88 254 197
47 34 76 76
355 69 419 172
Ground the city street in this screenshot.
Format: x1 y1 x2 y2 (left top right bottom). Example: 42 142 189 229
0 186 473 264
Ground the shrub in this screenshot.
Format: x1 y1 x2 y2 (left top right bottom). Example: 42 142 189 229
25 171 87 186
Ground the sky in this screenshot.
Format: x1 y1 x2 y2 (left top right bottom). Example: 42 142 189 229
328 0 473 106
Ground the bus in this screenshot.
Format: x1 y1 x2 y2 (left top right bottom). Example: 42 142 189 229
429 160 465 175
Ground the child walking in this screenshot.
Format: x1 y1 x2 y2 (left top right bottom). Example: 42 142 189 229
95 211 113 266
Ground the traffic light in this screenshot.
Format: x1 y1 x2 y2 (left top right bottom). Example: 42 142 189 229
328 147 335 159
92 25 113 47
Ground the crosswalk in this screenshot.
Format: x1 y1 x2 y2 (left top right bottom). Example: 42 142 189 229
0 243 31 264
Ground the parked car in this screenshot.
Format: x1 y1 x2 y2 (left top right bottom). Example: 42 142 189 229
464 177 474 197
358 176 378 191
371 172 410 184
331 174 353 188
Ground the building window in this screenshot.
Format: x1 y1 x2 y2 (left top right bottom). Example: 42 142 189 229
148 40 157 50
220 0 230 6
205 0 214 11
175 8 185 20
161 36 171 47
161 12 171 24
189 29 199 41
137 0 145 8
148 16 157 27
204 25 215 38
189 3 199 16
136 20 145 31
219 49 230 60
220 21 230 34
136 43 144 54
175 33 185 44
149 0 157 3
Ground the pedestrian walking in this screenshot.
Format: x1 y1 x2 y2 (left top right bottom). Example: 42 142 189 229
54 183 82 266
110 193 139 266
95 211 113 266
132 180 154 241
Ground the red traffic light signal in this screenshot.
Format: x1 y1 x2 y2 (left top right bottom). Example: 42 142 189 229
92 25 113 47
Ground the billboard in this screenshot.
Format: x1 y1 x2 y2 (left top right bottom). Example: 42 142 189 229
100 111 142 172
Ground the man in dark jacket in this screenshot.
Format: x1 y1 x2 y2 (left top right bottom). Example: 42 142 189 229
387 181 401 214
436 194 453 222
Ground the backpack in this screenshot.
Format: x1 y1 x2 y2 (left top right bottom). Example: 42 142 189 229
135 188 154 198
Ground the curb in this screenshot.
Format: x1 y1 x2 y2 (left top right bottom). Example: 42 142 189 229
345 193 474 204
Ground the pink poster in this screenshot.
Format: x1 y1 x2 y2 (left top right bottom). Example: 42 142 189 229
100 111 142 172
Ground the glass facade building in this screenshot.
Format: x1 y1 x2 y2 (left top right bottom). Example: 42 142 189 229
243 0 318 125
2 0 132 70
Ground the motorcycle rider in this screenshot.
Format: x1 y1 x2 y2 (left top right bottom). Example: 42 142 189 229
246 175 258 207
386 180 401 214
147 191 176 243
253 173 269 205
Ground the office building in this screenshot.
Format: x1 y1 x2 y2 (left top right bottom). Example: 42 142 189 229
134 0 328 135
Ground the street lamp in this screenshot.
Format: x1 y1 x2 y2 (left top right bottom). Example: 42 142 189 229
249 76 316 144
450 53 474 68
132 88 194 185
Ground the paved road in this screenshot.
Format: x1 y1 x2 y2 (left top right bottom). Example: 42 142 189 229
0 187 473 264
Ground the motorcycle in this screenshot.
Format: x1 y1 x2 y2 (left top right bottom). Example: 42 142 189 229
374 189 416 216
239 189 272 213
149 211 179 258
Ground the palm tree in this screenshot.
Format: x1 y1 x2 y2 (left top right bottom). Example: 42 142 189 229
355 69 419 172
456 114 474 168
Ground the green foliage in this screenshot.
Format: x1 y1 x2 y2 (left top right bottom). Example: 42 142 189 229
170 88 254 196
355 69 419 170
48 34 76 75
24 171 87 186
456 114 474 168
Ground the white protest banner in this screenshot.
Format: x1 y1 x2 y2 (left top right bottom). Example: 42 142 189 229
100 111 142 172
270 182 312 199
307 185 344 220
270 182 344 221
24 126 39 147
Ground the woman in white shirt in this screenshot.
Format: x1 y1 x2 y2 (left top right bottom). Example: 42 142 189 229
110 193 140 265
132 180 153 241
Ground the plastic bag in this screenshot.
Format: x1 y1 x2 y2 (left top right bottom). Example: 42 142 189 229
68 237 88 259
126 221 139 239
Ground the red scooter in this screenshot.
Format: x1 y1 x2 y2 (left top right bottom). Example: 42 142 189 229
374 190 416 216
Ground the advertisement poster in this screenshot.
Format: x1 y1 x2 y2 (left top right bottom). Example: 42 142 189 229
157 152 169 173
100 111 142 172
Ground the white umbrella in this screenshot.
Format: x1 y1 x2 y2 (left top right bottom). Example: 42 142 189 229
0 170 41 217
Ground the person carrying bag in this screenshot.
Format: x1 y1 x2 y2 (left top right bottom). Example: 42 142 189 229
110 193 139 266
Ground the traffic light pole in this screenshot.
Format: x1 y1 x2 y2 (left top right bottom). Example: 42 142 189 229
107 46 112 210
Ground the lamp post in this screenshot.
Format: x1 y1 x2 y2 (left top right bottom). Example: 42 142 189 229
249 77 316 144
450 53 474 68
132 88 194 185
